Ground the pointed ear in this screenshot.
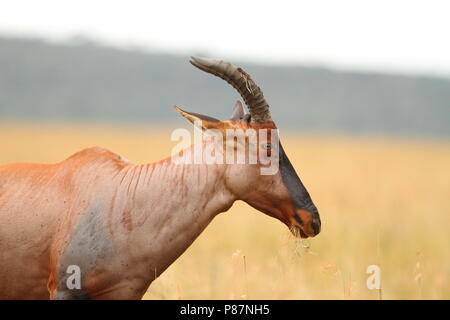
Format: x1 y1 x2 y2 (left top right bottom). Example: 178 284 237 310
230 100 245 120
173 105 221 130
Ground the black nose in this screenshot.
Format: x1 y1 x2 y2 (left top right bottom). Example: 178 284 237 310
311 217 321 235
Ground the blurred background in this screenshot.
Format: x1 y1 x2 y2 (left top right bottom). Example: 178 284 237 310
0 0 449 299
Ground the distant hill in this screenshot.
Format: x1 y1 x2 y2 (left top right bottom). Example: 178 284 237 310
0 36 449 137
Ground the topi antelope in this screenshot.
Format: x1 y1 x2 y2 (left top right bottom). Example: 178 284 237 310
0 57 320 299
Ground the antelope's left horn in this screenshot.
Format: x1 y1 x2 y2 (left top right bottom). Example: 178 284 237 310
190 56 272 124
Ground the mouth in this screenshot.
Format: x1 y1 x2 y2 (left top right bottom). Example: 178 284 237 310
289 209 321 239
290 225 309 238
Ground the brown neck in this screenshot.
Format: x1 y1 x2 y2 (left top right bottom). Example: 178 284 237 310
112 144 236 287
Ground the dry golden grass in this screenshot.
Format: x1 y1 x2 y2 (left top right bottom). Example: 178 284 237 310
1 122 449 299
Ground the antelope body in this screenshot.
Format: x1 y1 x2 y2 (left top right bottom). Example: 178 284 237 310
0 57 320 299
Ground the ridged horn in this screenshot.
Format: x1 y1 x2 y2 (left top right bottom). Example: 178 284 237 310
190 56 272 123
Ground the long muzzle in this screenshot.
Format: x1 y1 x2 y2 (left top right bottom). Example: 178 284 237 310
292 209 321 238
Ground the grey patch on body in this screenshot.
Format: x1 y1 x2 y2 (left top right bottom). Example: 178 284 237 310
55 203 114 298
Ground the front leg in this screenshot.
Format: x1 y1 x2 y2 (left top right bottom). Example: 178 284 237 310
49 265 150 300
48 258 152 300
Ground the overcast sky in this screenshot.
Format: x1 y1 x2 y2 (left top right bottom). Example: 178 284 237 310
1 0 449 76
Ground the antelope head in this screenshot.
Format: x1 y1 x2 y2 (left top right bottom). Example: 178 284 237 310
174 57 321 239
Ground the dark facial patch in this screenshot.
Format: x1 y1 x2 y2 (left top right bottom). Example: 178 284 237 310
293 212 304 226
278 143 319 216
